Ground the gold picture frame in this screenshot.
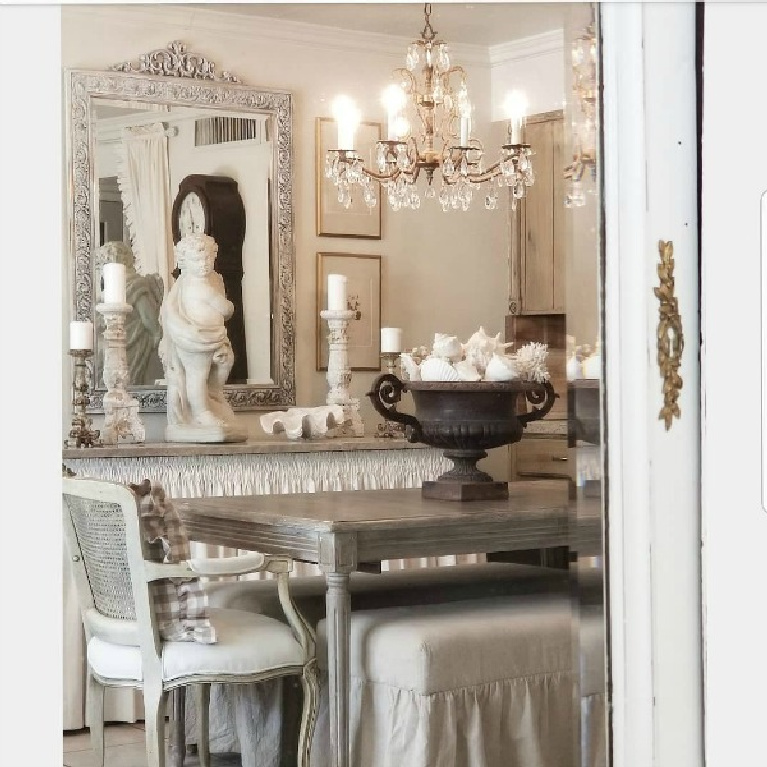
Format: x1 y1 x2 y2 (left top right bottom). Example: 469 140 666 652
316 117 382 239
316 252 382 371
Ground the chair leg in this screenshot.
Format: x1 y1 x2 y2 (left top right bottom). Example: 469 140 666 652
297 662 320 767
169 687 186 767
144 681 167 767
195 683 211 767
86 671 105 767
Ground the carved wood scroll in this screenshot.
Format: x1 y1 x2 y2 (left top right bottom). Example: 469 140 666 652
654 240 684 430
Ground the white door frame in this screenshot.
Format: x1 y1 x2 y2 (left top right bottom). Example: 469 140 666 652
601 4 703 766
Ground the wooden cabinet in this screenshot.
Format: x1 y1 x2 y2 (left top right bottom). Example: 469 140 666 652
509 111 565 315
510 436 571 480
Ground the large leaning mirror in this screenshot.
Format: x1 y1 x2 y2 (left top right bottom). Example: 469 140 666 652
66 42 296 411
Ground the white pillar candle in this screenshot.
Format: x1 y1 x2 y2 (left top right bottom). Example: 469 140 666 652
382 84 406 141
70 320 94 350
103 262 126 304
380 327 403 353
459 116 469 146
504 90 528 144
332 95 360 150
327 274 347 311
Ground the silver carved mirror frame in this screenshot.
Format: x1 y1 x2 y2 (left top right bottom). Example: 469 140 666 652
66 41 296 412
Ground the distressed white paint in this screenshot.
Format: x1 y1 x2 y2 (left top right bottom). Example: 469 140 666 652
602 3 702 766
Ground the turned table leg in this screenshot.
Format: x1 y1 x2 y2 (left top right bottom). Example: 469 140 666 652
319 532 356 767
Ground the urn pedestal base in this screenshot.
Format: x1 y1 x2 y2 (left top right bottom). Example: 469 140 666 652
422 479 509 501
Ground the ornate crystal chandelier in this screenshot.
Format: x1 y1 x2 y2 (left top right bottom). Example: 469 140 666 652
325 3 534 213
564 13 597 208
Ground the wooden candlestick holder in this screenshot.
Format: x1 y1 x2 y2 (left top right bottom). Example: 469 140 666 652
320 308 364 437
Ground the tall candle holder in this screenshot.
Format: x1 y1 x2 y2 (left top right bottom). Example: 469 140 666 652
64 349 102 448
96 301 146 444
320 308 365 437
376 352 406 439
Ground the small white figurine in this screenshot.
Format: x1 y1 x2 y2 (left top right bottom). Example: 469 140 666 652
160 233 246 443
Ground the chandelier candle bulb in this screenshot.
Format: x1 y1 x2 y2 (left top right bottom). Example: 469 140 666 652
327 273 348 311
459 116 469 146
69 320 94 350
383 84 406 140
381 327 403 354
102 262 127 304
332 95 360 150
504 90 528 144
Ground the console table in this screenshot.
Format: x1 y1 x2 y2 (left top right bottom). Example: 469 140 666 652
178 480 584 767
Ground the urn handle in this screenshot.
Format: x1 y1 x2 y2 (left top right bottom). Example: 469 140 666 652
518 381 558 426
366 374 423 443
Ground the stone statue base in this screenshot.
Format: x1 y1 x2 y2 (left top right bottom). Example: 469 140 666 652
166 423 247 444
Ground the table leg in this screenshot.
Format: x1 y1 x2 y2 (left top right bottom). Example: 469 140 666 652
325 571 352 767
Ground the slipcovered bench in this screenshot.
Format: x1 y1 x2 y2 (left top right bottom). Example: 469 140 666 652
308 593 594 767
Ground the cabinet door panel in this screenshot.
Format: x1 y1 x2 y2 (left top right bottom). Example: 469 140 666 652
552 118 566 312
522 120 554 312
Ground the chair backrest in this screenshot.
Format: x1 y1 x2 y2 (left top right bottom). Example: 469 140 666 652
63 477 162 664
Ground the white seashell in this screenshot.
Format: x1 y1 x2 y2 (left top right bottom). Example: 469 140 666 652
400 353 421 381
432 333 463 362
484 354 519 381
566 354 581 381
260 405 345 440
419 356 460 382
583 353 601 379
462 327 512 374
454 359 482 381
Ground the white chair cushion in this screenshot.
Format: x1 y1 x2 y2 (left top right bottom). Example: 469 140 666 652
317 594 573 695
88 608 303 684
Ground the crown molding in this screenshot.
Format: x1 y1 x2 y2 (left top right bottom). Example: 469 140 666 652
489 29 565 67
64 5 492 67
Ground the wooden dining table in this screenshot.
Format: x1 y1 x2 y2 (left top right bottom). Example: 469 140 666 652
177 479 596 767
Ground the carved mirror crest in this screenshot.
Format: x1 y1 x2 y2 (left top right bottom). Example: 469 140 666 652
66 41 296 411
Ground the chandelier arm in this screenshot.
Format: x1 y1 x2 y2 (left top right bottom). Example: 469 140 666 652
362 167 402 182
393 67 416 94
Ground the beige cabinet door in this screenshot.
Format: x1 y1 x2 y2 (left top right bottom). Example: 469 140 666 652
518 112 565 314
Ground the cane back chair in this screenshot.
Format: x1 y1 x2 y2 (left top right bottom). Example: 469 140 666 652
62 477 319 767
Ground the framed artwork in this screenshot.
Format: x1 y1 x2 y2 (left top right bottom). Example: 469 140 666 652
316 117 382 239
316 252 382 371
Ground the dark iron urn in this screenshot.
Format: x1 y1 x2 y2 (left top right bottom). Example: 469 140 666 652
367 374 557 501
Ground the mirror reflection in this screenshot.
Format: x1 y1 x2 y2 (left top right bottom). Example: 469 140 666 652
92 100 274 389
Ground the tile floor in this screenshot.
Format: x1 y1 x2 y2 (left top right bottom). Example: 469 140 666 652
63 723 241 766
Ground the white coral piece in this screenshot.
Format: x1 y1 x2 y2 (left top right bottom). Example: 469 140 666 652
400 353 421 381
513 342 550 383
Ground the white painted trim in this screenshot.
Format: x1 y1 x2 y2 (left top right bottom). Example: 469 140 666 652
63 4 491 66
602 3 703 766
488 29 564 66
601 6 655 765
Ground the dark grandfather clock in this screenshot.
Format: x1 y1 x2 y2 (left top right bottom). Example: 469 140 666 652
171 174 248 384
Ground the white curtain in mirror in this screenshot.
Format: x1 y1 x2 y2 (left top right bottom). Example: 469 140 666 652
116 123 174 292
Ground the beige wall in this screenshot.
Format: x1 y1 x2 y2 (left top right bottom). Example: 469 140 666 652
62 5 569 479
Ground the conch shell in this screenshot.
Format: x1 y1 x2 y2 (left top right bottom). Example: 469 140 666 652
462 326 513 375
432 333 463 363
419 356 460 382
484 354 519 381
454 360 482 381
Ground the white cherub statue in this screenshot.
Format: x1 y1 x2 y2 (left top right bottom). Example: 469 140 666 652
159 233 246 443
